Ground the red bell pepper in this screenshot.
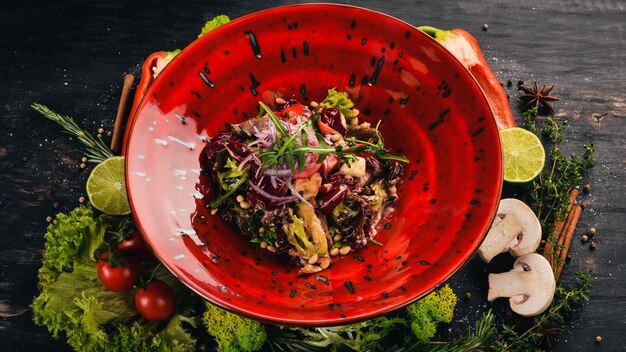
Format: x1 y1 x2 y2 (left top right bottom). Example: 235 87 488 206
127 50 180 122
122 50 180 152
419 26 516 130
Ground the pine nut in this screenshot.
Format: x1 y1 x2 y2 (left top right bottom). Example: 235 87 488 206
339 246 351 255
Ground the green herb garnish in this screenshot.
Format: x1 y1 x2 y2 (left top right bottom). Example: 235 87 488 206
524 107 594 235
32 103 114 163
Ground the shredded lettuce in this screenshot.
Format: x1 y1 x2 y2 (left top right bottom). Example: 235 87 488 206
198 15 231 38
319 88 355 121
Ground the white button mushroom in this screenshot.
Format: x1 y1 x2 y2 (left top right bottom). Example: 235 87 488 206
487 253 556 317
477 198 541 263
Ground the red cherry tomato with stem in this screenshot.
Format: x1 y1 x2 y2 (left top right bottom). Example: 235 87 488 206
97 251 140 292
118 229 152 259
135 279 175 321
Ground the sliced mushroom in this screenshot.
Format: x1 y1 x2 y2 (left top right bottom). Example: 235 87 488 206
477 198 541 263
488 253 556 317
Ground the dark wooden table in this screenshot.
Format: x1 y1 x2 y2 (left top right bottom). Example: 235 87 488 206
1 1 624 351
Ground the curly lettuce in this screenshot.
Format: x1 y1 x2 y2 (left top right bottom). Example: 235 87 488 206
41 206 105 274
406 284 457 342
32 207 198 352
203 303 266 352
198 15 231 38
319 88 355 121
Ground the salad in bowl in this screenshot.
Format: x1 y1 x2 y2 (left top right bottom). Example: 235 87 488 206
202 89 407 275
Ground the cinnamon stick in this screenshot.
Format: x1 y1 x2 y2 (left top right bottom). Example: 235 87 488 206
543 188 579 264
110 74 135 153
555 205 583 282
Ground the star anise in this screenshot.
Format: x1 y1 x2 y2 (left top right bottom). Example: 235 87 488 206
518 82 560 113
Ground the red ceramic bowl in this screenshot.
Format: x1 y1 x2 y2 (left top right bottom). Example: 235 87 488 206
126 4 502 326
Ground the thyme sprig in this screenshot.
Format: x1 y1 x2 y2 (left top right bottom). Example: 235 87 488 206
32 103 113 163
524 107 594 235
491 272 591 352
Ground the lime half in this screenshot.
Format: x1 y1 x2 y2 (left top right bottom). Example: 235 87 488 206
86 156 131 215
500 127 546 183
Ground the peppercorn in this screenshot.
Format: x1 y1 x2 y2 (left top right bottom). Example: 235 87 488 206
482 23 489 31
595 336 602 343
80 163 86 169
590 241 597 249
566 254 572 261
81 156 88 163
540 239 546 245
506 79 513 87
46 216 52 223
583 184 591 193
581 234 589 242
98 127 104 134
464 292 471 300
78 196 86 203
589 227 597 236
107 131 112 136
53 202 60 208
97 133 102 138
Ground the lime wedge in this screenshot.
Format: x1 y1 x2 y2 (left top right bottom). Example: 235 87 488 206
500 127 546 183
86 156 131 215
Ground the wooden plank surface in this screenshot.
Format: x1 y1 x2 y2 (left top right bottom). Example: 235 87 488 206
0 0 624 351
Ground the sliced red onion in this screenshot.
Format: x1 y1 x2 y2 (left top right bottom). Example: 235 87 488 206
263 169 294 177
237 154 254 171
285 181 314 208
248 180 298 204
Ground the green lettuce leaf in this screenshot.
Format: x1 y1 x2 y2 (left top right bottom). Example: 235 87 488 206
41 206 105 275
33 206 199 352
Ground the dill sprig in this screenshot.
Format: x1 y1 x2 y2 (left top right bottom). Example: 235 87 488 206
491 272 591 351
32 103 113 163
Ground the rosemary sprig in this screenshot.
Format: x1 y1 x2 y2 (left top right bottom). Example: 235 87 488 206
387 310 495 352
32 103 113 163
266 310 495 352
491 272 591 351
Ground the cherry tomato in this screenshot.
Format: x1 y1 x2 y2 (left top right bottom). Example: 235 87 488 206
317 120 341 136
320 154 339 178
280 104 305 124
294 154 321 179
135 280 175 321
97 252 140 292
118 229 151 259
